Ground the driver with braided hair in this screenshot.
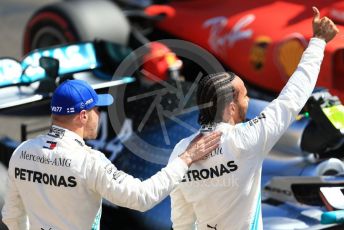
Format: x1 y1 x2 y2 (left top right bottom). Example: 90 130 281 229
168 7 338 230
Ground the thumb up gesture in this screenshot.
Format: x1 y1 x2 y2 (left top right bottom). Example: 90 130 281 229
312 6 339 43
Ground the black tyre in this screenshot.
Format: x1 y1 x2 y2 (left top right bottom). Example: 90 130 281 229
23 0 130 54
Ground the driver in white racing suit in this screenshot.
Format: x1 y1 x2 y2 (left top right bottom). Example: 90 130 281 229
1 79 221 230
168 7 339 230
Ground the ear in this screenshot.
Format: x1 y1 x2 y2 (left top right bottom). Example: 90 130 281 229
222 102 235 122
229 101 236 116
79 110 88 125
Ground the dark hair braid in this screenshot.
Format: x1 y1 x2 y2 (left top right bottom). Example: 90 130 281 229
197 72 236 125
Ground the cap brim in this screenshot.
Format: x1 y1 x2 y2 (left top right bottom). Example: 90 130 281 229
96 94 114 107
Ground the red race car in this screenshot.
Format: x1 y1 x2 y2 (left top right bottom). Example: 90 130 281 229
23 0 344 101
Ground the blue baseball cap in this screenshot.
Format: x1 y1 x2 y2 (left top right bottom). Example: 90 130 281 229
51 80 114 115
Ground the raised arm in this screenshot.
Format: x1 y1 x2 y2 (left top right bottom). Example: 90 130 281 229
236 7 339 158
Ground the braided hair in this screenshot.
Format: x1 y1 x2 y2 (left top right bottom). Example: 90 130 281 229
197 72 237 125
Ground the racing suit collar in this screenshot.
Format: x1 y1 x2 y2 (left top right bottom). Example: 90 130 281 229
217 122 235 129
49 125 85 147
199 122 234 133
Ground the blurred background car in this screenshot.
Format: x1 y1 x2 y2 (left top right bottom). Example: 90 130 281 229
1 1 344 229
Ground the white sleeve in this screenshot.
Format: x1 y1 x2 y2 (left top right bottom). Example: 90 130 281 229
86 152 188 212
235 38 326 158
1 164 29 230
170 187 196 230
